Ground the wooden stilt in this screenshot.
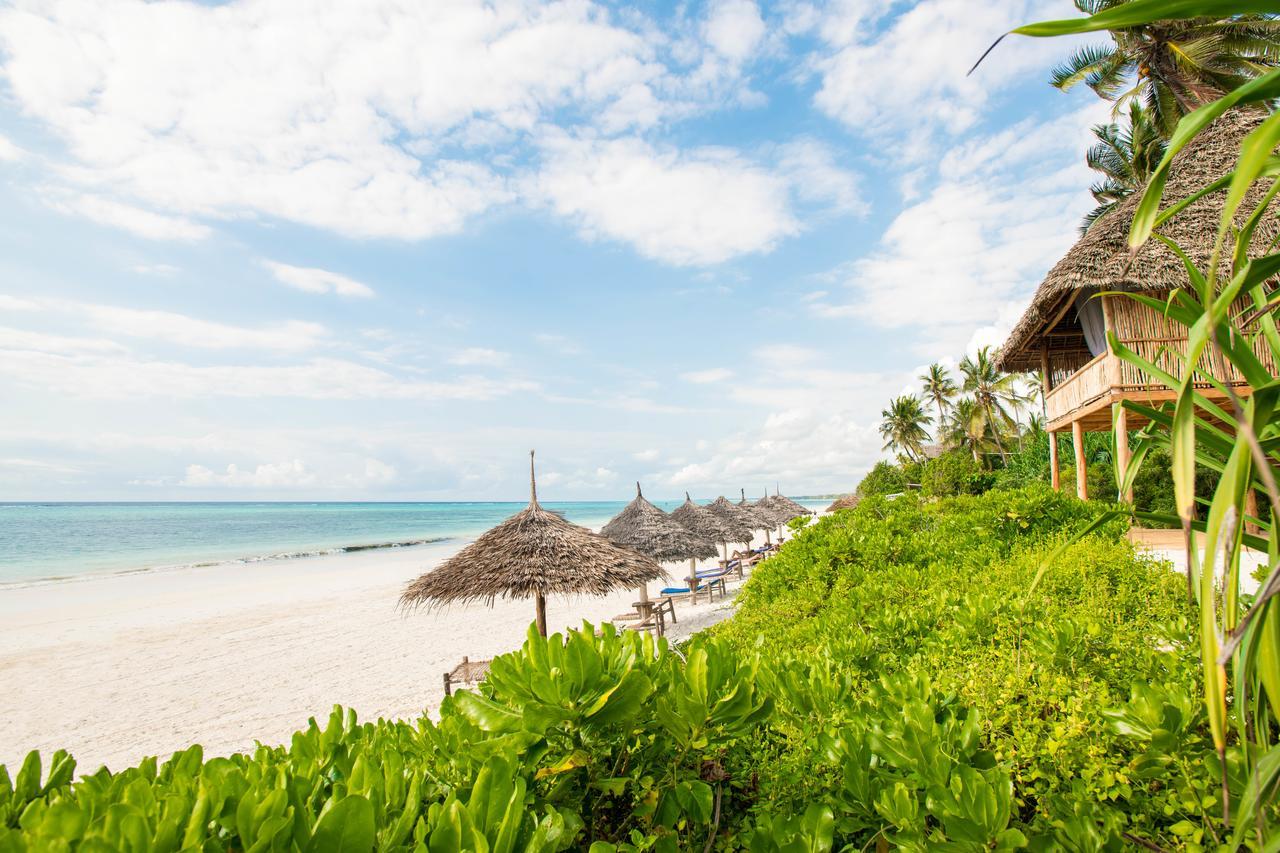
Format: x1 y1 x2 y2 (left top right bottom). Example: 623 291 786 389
1072 420 1088 501
1049 429 1060 492
1115 404 1132 503
534 593 547 637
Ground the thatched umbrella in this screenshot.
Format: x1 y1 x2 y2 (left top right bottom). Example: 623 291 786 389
738 488 782 545
671 492 739 567
826 494 859 513
602 483 717 599
767 486 815 540
705 495 756 562
400 452 662 637
997 108 1276 373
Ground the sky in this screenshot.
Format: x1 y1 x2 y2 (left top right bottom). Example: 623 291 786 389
0 0 1113 501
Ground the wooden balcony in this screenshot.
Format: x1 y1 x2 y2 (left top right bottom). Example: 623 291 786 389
1044 348 1258 432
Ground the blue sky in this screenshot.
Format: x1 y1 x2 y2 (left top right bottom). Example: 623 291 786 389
0 0 1108 500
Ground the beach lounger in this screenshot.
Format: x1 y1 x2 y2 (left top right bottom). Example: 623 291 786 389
611 597 676 637
660 575 726 603
442 656 491 697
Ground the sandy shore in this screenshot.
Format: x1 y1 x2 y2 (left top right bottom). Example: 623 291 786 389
0 535 765 772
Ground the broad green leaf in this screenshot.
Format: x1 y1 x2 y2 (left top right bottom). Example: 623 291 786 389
307 795 375 853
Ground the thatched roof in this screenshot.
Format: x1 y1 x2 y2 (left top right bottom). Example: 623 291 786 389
601 483 718 562
705 496 756 544
739 488 786 527
826 494 859 513
999 108 1278 371
770 488 814 518
671 492 737 543
750 490 792 526
400 454 662 609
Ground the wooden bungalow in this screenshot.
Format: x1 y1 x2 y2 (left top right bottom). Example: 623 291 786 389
996 109 1278 501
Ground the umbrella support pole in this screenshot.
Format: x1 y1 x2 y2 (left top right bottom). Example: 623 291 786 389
535 593 547 637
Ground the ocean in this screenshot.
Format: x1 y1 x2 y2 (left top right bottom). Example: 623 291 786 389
0 500 828 586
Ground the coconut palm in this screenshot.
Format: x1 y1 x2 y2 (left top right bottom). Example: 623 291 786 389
919 363 958 445
1081 101 1167 233
946 398 993 465
879 395 932 463
959 346 1028 460
1050 2 1280 135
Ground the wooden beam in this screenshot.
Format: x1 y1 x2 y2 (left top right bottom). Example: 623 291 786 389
1072 419 1088 501
1100 295 1121 387
1040 345 1053 393
1049 430 1060 491
1115 403 1132 503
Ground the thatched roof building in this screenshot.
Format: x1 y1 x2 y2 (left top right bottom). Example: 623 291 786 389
602 483 718 562
994 108 1279 502
998 108 1275 374
400 453 662 636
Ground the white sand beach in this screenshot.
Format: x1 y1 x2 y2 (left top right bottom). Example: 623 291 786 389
0 536 764 772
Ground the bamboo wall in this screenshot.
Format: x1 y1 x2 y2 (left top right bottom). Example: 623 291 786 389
1043 290 1277 426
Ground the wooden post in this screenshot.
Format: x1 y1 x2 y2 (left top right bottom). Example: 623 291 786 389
1040 345 1053 393
1049 430 1060 491
1072 420 1088 501
1246 488 1260 535
534 593 547 637
1115 404 1132 503
1101 295 1121 387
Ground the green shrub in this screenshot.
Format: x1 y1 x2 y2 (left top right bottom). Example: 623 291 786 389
855 461 906 497
1 486 1228 851
919 449 993 497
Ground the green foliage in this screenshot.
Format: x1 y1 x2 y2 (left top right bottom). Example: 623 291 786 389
0 486 1223 851
919 449 993 497
854 460 906 497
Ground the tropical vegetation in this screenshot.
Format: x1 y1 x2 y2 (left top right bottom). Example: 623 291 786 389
0 486 1229 850
1081 101 1168 231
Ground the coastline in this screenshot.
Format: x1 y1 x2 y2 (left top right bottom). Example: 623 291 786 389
0 528 773 771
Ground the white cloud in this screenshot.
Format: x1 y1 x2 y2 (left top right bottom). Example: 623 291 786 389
45 192 211 241
534 333 582 355
0 0 676 241
0 133 25 161
681 367 733 384
812 0 1069 148
775 139 866 215
811 104 1109 356
130 263 179 276
181 460 316 489
263 261 375 299
703 0 766 62
0 326 128 355
78 304 326 351
448 347 510 367
531 134 798 265
0 347 540 402
633 448 661 461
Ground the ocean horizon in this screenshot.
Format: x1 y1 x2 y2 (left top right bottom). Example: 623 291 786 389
0 499 828 586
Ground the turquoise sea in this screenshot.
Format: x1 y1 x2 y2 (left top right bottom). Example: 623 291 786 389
0 500 828 586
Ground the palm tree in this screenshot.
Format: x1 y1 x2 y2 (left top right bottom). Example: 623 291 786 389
1050 2 1280 135
946 398 993 465
879 395 932 463
919 363 958 445
1081 101 1167 233
959 346 1028 461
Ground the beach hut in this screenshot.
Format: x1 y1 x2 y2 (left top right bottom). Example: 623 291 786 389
601 483 718 602
400 452 662 637
996 109 1278 501
671 493 740 566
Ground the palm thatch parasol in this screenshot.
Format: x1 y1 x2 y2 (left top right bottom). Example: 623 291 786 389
671 492 740 566
997 108 1275 372
705 496 756 562
826 494 859 513
400 452 662 637
738 488 782 545
602 483 718 599
767 486 815 540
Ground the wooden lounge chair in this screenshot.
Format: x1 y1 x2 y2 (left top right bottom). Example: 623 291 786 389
442 656 491 697
660 575 726 604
